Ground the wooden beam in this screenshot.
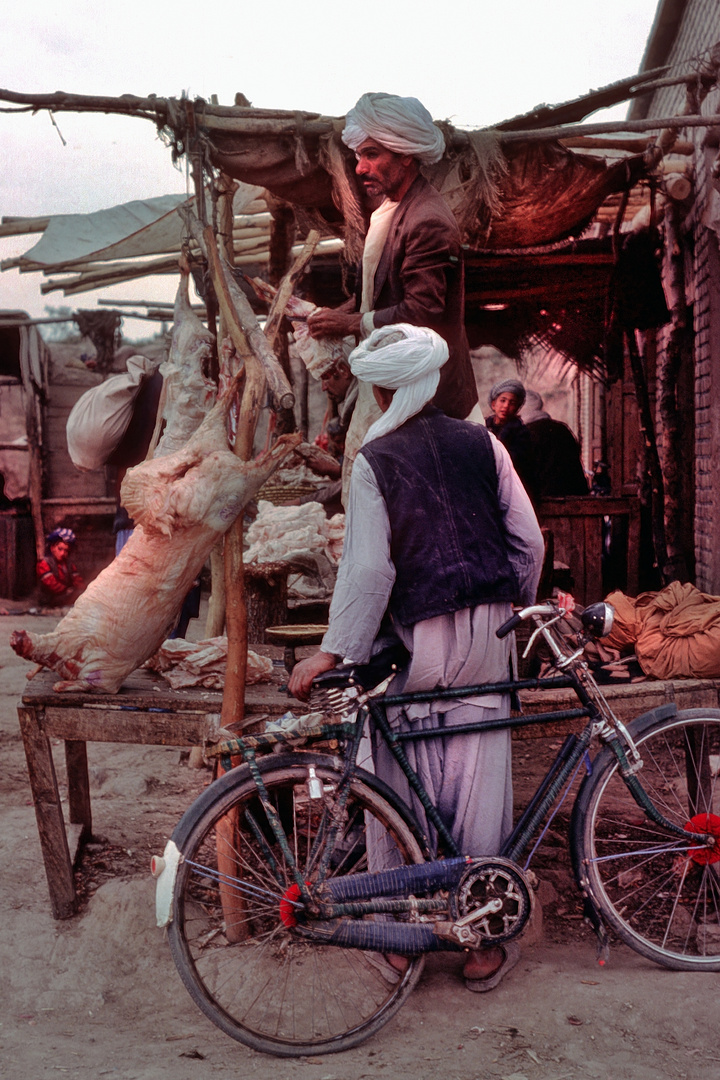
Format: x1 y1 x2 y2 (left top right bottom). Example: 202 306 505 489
3 86 719 149
0 217 50 237
500 113 720 144
264 230 321 353
179 209 294 412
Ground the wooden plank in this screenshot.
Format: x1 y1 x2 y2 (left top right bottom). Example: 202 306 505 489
64 740 92 836
519 678 720 726
537 496 642 605
17 705 77 919
583 514 602 603
22 667 290 716
21 667 222 708
626 502 641 596
669 686 720 711
539 496 640 516
42 707 216 745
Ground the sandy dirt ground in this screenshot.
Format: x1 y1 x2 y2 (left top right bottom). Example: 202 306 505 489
1 607 719 1080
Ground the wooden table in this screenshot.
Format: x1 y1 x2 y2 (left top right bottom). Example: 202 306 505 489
18 667 291 920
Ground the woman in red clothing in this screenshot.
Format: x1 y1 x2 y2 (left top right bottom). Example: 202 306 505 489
36 528 84 608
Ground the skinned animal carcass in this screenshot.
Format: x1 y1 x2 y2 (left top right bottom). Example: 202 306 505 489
11 392 301 692
154 271 217 457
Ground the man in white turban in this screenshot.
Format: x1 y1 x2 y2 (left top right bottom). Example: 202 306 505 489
307 93 477 504
290 324 544 993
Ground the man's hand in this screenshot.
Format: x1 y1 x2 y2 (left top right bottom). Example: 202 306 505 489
293 442 342 479
307 308 362 339
288 650 338 702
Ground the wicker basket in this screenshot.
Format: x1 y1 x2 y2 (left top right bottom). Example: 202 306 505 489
256 481 322 505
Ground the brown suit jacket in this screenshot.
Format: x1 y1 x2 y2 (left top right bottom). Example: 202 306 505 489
363 174 476 419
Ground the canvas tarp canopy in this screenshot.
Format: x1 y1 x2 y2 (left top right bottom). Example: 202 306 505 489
18 194 192 269
1 180 346 296
8 183 263 272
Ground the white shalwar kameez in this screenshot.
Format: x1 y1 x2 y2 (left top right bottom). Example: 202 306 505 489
322 433 544 861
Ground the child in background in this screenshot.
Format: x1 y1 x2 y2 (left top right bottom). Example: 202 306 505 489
36 528 85 608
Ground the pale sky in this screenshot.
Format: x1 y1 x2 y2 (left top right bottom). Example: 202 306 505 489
1 0 662 335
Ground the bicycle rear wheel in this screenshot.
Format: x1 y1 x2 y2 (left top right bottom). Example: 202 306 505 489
167 753 426 1056
573 708 720 970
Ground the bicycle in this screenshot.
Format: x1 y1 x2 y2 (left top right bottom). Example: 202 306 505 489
152 598 720 1057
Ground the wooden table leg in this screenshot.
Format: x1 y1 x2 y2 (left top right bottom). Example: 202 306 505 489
65 739 92 841
17 705 78 919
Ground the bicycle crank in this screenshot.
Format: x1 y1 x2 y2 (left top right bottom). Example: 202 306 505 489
437 858 534 948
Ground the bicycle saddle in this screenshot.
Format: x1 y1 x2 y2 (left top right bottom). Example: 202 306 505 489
311 641 410 692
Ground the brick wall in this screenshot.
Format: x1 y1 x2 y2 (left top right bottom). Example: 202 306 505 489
641 1 720 589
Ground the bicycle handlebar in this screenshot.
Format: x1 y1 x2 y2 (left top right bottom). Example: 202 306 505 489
496 602 559 639
496 612 524 638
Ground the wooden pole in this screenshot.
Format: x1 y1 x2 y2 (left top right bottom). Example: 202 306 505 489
210 174 252 943
625 330 670 584
179 207 270 730
181 207 294 412
205 175 238 640
18 327 46 559
657 200 691 583
267 196 296 287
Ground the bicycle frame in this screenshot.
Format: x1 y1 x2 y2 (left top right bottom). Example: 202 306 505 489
210 606 713 948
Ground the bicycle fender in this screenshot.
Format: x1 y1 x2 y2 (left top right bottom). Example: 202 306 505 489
152 839 181 928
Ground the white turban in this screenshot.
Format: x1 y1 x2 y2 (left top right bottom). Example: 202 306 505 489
342 93 446 166
349 324 449 444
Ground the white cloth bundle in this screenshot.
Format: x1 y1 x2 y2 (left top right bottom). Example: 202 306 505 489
342 93 446 165
349 324 449 445
66 354 161 472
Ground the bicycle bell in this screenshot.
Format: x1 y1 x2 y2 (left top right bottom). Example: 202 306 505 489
580 601 614 639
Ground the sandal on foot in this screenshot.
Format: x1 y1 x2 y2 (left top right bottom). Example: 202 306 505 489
464 941 520 993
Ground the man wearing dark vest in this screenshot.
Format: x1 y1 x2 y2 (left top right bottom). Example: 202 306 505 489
290 324 543 992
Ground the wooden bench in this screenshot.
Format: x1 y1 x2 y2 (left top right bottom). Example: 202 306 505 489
18 667 291 920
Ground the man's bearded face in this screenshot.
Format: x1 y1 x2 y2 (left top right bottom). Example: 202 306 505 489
321 361 353 403
355 138 414 200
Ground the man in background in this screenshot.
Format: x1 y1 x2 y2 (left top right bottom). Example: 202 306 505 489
484 379 538 504
320 357 357 437
522 389 589 499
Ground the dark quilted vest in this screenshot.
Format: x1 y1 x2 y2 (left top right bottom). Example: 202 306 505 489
359 407 518 626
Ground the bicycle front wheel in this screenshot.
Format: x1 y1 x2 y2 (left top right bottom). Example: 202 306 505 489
167 753 426 1056
573 708 720 970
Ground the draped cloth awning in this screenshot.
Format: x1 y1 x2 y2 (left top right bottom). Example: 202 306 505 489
204 125 647 254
